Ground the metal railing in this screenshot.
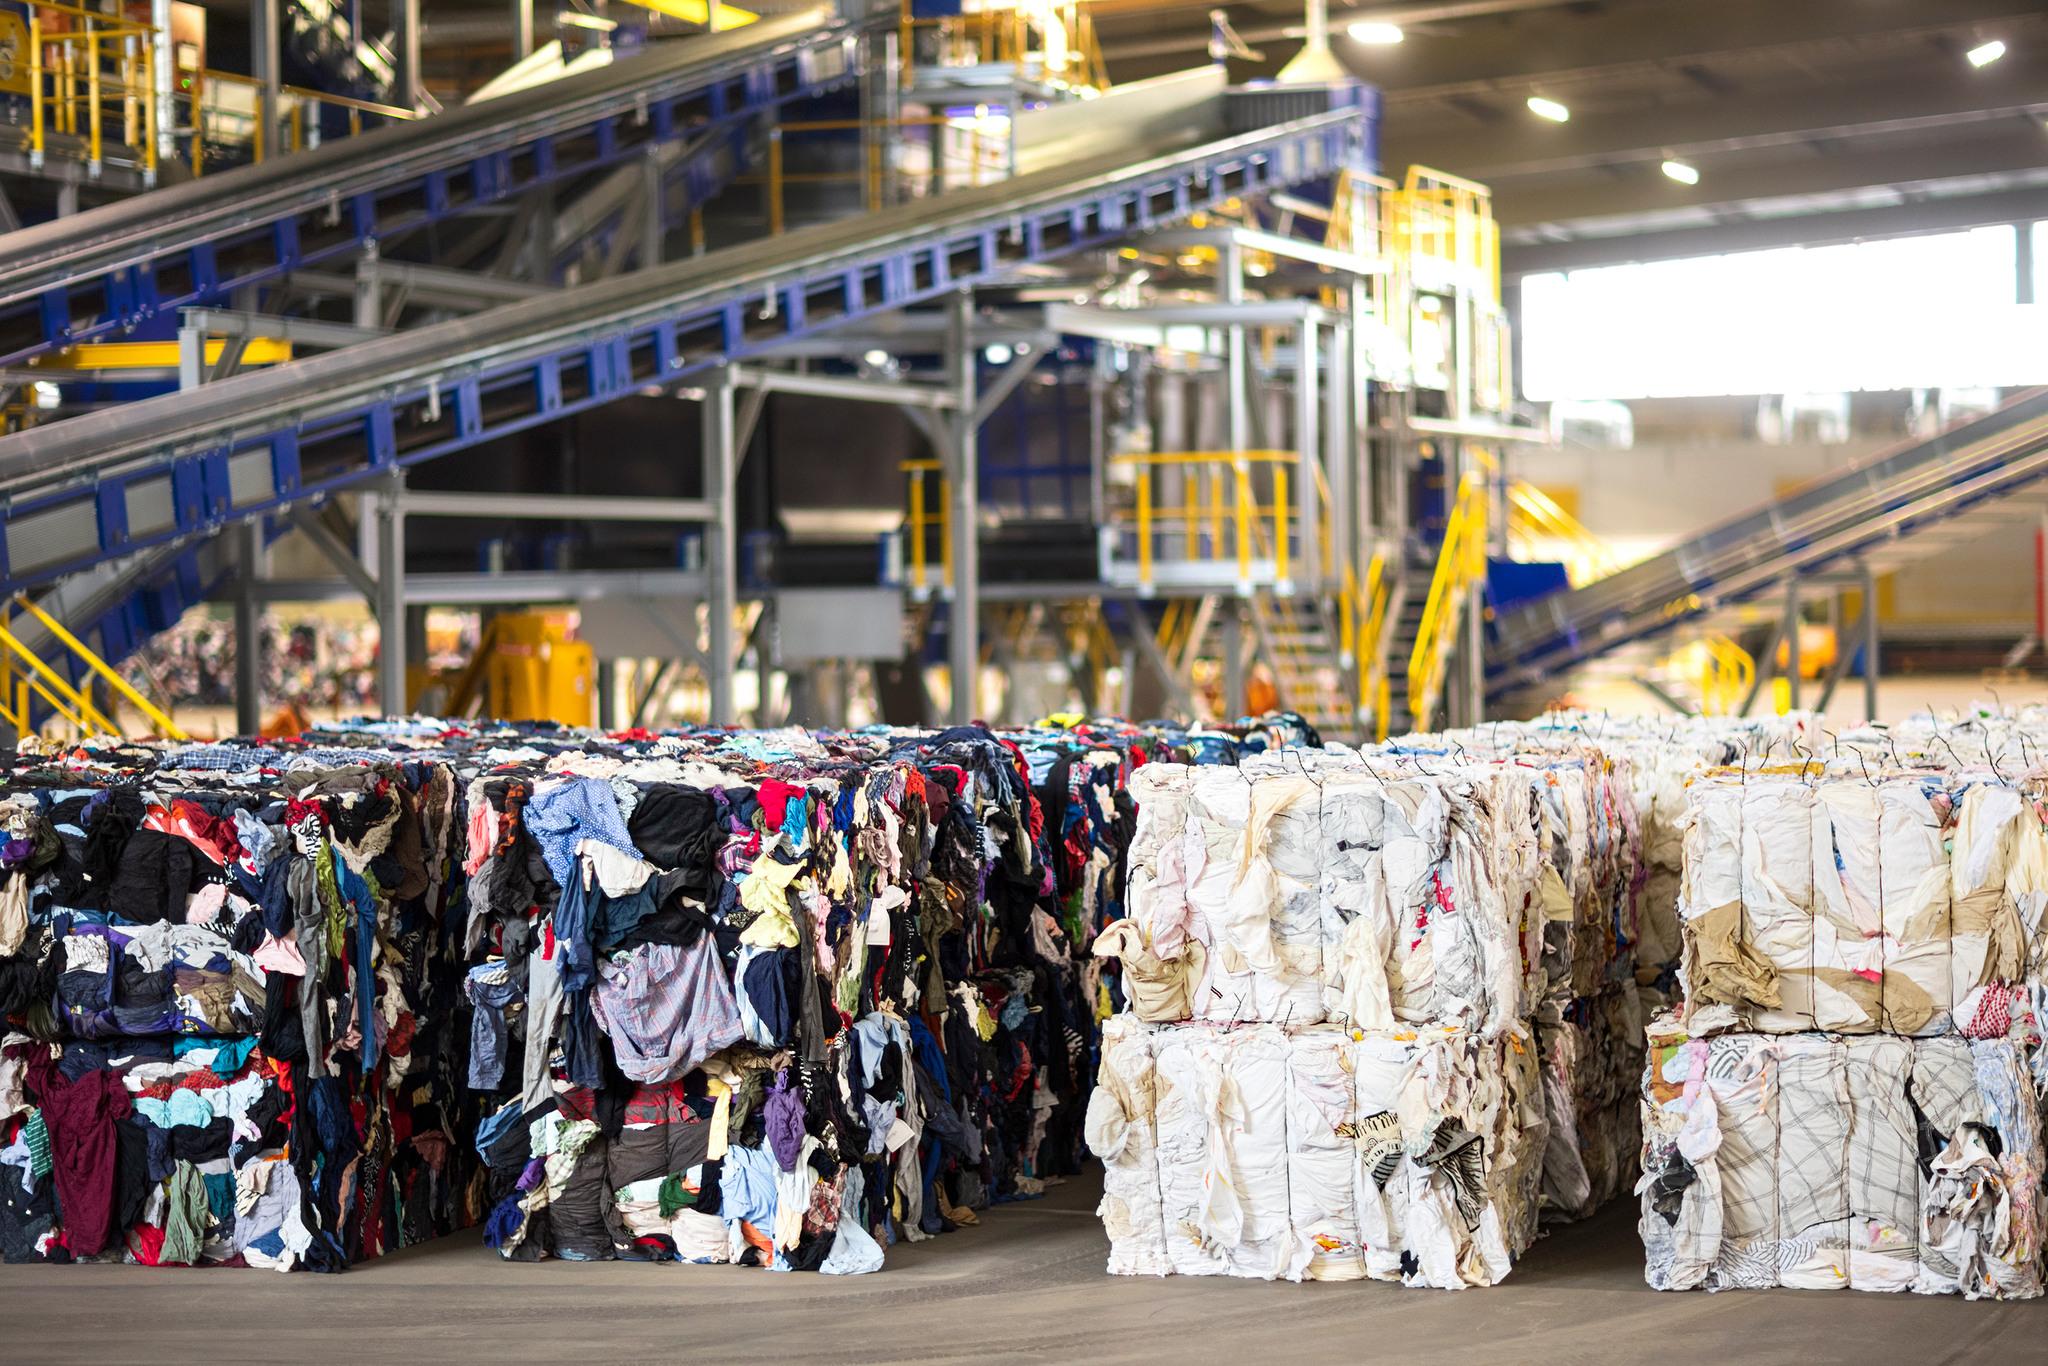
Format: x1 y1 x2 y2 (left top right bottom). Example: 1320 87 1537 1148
19 0 157 179
1407 470 1489 729
1698 633 1755 716
13 0 419 183
898 0 1108 94
178 67 417 177
1108 450 1303 593
0 592 185 740
1387 165 1499 303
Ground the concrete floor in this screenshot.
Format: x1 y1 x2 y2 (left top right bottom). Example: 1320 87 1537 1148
1 1172 2042 1365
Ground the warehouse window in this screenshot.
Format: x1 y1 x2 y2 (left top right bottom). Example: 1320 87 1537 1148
1520 226 2043 400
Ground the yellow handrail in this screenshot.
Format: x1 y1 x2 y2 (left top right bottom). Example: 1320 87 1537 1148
11 594 187 738
1688 632 1754 716
1505 481 1620 585
1407 472 1489 728
901 458 951 596
1109 451 1302 594
0 621 119 736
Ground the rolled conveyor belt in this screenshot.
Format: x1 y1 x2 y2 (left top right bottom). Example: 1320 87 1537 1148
1485 386 2048 695
0 102 1370 595
0 8 858 365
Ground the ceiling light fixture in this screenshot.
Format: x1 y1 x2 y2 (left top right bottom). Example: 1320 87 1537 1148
1527 95 1570 122
1347 21 1403 45
1660 159 1699 185
1967 38 2006 67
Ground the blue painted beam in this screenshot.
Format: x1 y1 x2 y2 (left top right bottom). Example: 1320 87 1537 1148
0 12 857 367
0 107 1373 602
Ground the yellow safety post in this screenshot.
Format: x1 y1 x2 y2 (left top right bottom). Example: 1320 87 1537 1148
1339 564 1356 659
86 25 100 170
189 64 203 176
1272 464 1289 584
767 127 784 235
907 466 928 593
12 594 187 738
135 37 156 180
120 39 135 150
1233 465 1251 585
1206 467 1223 558
1134 467 1153 590
28 13 42 165
290 98 303 152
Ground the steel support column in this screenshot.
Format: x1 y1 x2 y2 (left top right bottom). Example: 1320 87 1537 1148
946 290 979 725
641 152 666 269
1221 605 1244 718
251 0 281 160
1222 240 1249 454
512 0 534 61
376 471 407 714
234 521 263 735
1861 563 1880 722
150 0 174 166
701 367 737 724
1295 316 1319 591
1782 580 1802 713
400 0 424 115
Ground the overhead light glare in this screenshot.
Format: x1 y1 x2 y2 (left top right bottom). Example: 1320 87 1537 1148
1967 38 2006 67
1347 21 1403 45
1526 95 1570 122
1660 159 1699 185
984 343 1014 365
861 349 890 367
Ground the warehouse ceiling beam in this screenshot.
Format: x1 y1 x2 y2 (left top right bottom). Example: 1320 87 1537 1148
1364 0 2048 104
1491 129 2048 232
1399 58 2048 184
1503 184 2048 275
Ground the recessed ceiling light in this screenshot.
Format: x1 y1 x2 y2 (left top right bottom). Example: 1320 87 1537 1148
1660 159 1699 185
1527 96 1570 122
1967 38 2006 67
1347 21 1404 45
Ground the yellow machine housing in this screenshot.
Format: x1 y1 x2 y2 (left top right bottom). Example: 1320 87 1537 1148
442 611 596 726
